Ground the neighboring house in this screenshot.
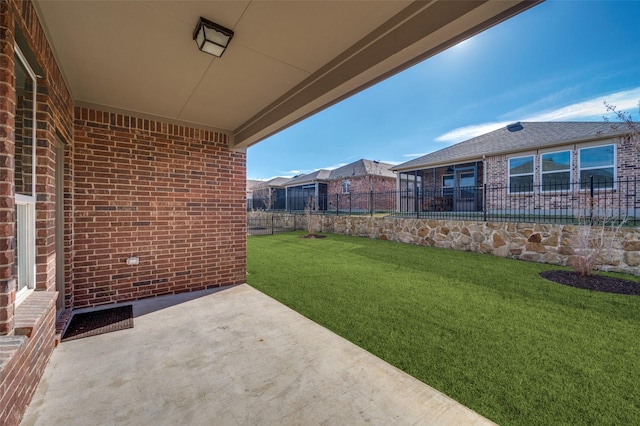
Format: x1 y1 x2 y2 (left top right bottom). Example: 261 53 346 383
284 169 333 211
392 122 637 213
250 177 291 210
326 159 396 194
284 159 396 212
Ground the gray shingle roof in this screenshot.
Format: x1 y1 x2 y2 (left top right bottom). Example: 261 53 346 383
393 122 627 171
284 169 332 186
246 179 263 191
252 177 292 189
284 159 396 187
328 159 395 180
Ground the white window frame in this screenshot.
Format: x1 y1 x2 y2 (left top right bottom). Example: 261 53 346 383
540 150 572 192
578 144 616 190
14 45 37 305
341 180 351 194
508 155 534 194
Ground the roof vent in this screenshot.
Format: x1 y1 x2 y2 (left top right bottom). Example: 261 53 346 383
507 122 524 132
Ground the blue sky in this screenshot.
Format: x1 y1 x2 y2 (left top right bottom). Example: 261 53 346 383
247 0 640 180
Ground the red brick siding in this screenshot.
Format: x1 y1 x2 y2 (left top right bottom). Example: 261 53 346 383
326 175 396 195
1 1 73 424
73 107 246 308
327 176 396 212
485 137 639 211
0 1 16 336
0 292 57 426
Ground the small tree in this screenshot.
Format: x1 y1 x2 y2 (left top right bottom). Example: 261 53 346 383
603 100 640 148
571 192 626 276
304 196 316 235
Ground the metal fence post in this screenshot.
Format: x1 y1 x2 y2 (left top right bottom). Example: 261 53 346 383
483 184 487 222
590 175 594 222
336 193 339 216
271 215 274 235
370 191 374 216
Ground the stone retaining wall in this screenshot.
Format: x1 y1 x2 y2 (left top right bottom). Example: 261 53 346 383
249 212 640 276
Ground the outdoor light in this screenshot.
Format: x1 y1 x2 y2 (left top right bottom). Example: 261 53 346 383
193 17 234 57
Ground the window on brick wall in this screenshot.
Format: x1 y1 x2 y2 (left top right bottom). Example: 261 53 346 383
14 46 37 303
508 155 534 193
342 180 351 194
579 144 615 190
541 150 571 192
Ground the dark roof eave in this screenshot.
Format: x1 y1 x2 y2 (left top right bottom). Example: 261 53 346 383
392 156 482 172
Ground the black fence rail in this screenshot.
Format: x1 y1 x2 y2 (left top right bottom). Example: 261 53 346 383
247 177 639 226
247 215 302 236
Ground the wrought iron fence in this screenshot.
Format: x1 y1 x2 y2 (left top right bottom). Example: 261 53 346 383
247 215 302 236
247 177 639 226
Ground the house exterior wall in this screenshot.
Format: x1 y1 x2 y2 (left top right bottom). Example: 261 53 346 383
1 0 73 424
327 176 396 212
73 107 246 308
484 136 639 212
326 175 396 195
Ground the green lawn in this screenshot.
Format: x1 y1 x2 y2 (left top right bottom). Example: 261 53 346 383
247 232 640 426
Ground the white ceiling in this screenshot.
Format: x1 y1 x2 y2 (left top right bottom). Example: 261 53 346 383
33 1 540 148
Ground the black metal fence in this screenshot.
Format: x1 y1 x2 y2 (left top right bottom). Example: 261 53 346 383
247 177 639 226
247 215 302 236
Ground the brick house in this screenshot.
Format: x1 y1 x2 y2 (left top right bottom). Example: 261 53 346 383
0 1 539 423
284 159 396 212
393 122 638 214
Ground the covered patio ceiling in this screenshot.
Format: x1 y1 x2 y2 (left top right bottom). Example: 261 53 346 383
33 0 540 149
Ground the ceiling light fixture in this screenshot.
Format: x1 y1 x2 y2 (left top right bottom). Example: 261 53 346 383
193 17 234 57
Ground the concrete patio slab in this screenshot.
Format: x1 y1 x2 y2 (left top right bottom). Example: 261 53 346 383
21 284 495 426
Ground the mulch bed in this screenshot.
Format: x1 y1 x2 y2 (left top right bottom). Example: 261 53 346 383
62 305 134 342
540 270 640 295
301 234 327 239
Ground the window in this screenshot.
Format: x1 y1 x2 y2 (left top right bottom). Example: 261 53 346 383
541 150 571 191
508 155 534 193
14 46 37 302
442 175 454 197
459 172 476 199
579 144 615 189
341 180 351 194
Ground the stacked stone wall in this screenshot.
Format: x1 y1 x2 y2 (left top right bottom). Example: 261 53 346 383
254 212 640 275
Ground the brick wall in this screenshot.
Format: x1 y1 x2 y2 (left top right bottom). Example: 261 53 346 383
0 0 17 336
326 175 395 195
0 291 57 426
1 0 72 424
484 136 638 212
326 176 396 212
72 107 246 308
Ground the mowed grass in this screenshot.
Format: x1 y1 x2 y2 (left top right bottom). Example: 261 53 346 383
247 232 640 426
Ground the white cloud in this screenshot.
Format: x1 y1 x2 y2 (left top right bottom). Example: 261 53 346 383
525 88 640 121
403 153 429 158
435 121 510 143
434 87 640 144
